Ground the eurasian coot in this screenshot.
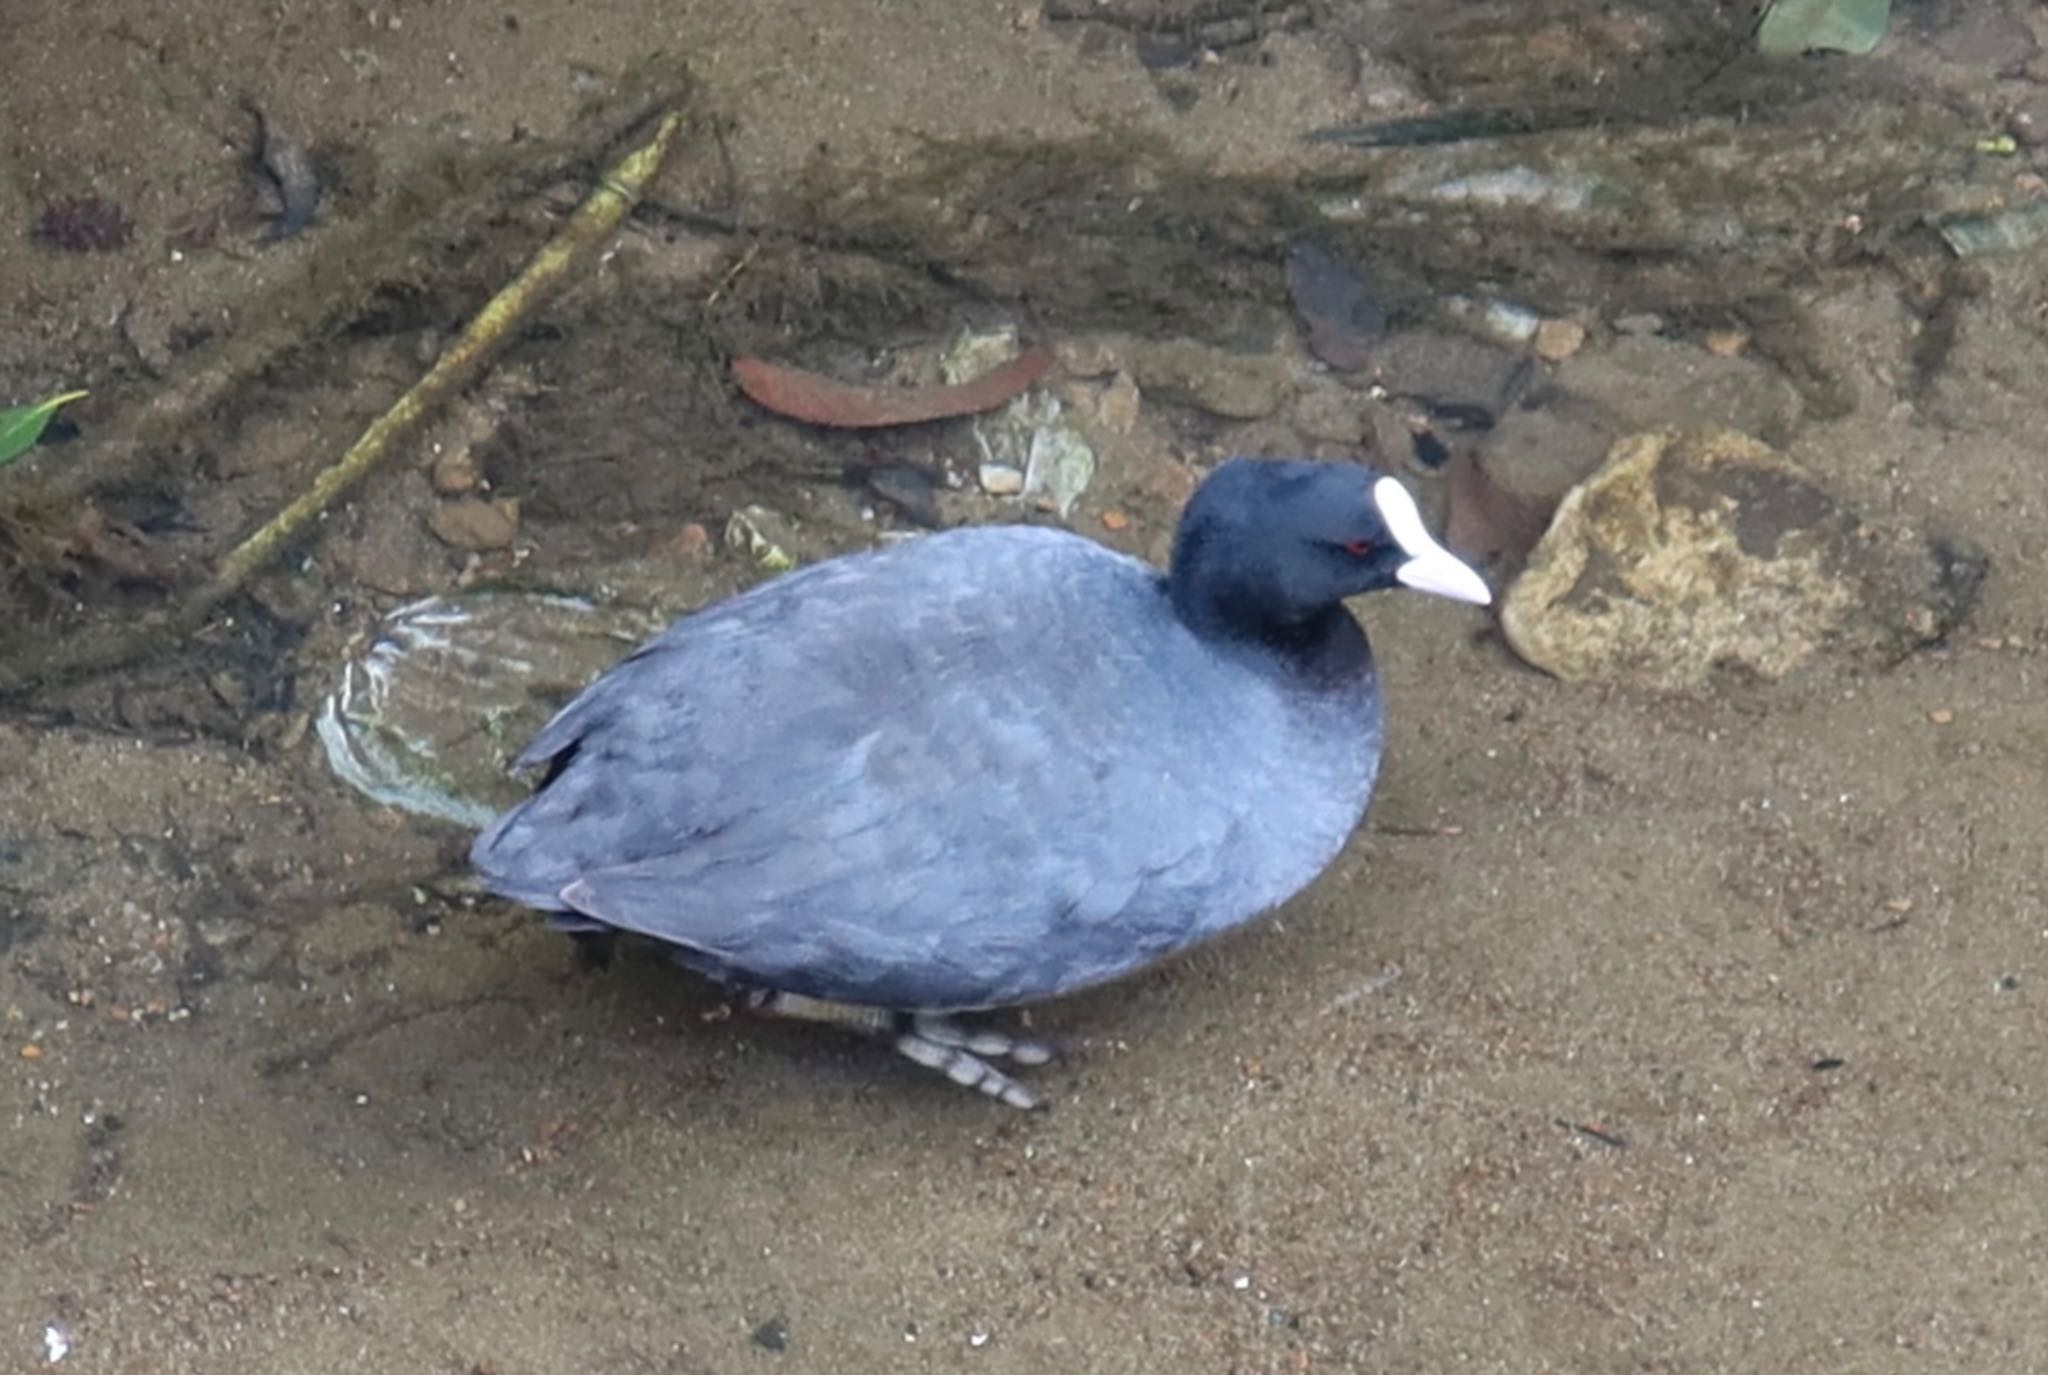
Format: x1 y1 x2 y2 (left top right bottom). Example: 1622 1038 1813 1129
473 458 1490 1106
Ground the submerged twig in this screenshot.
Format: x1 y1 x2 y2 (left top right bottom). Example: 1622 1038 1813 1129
0 104 691 701
205 108 686 600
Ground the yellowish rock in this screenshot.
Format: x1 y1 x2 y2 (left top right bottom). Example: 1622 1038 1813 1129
1501 428 1986 689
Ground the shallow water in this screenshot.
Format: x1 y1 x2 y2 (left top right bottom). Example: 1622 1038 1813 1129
3 3 2046 1371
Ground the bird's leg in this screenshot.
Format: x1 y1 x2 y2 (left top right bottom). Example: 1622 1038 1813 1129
740 990 1056 1110
738 987 893 1034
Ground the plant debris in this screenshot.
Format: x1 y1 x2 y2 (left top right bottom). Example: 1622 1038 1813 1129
0 391 89 468
245 99 323 242
31 196 133 253
66 508 180 586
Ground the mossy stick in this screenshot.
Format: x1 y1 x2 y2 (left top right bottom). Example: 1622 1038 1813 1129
196 106 687 611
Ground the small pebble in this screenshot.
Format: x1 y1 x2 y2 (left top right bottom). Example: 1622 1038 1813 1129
1927 707 1955 725
430 497 521 552
430 446 484 495
1095 371 1141 434
1704 329 1750 358
1531 318 1586 362
1053 336 1124 377
19 1042 44 1061
1481 300 1540 346
658 522 713 562
1100 510 1130 531
1612 311 1665 336
978 464 1025 496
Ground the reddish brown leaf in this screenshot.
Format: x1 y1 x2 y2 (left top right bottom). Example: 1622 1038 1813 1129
731 347 1054 428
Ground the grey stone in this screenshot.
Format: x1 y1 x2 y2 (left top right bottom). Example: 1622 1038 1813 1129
1128 339 1288 420
1556 335 1803 444
1368 328 1523 418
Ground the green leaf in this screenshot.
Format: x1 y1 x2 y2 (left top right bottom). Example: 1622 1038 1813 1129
1758 0 1892 57
0 390 89 469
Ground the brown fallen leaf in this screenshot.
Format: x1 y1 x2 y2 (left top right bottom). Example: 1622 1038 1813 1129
731 347 1054 428
1444 447 1550 569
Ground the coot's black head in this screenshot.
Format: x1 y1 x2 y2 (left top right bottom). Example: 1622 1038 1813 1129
1168 458 1490 645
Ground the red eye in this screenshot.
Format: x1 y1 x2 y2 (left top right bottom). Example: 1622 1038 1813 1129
1343 538 1375 557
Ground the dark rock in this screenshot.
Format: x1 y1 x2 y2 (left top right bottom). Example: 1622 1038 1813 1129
1286 239 1387 372
865 465 942 527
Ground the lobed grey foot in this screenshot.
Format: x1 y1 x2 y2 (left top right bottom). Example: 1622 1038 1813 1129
893 1013 1057 1110
893 1032 1042 1110
905 1012 1057 1067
